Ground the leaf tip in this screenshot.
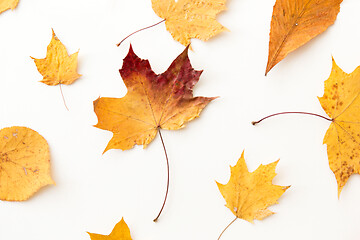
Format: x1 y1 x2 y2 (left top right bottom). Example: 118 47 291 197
93 97 101 109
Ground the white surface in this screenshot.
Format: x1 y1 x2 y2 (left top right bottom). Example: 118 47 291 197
0 0 360 239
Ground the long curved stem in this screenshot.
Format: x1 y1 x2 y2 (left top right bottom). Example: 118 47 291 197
59 83 69 111
218 217 237 240
153 128 169 222
252 111 332 125
117 19 166 47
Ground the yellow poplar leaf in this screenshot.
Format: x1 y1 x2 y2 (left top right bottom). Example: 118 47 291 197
88 218 132 240
266 0 342 75
0 0 19 14
31 29 81 86
0 126 54 201
217 151 289 223
151 0 228 46
319 58 360 196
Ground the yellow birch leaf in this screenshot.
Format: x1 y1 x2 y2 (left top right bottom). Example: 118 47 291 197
0 0 19 14
319 58 360 196
217 151 289 223
0 126 54 201
88 218 132 240
31 29 81 86
151 0 228 46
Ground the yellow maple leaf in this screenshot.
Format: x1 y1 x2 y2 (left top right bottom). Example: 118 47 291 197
0 0 19 14
0 126 54 201
94 45 215 152
319 58 360 196
87 218 132 240
31 29 81 86
217 151 289 223
266 0 342 75
151 0 228 46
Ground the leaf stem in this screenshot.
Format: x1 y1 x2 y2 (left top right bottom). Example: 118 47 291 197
117 19 166 47
217 217 237 240
59 83 69 111
153 128 169 222
252 111 332 125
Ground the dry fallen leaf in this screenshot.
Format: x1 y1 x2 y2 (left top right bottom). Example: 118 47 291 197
0 0 19 14
94 45 215 152
94 44 215 221
266 0 342 75
319 58 360 196
217 151 289 223
151 0 227 46
87 218 132 240
31 29 81 86
0 126 54 201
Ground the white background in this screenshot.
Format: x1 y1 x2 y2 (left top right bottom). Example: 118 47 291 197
0 0 360 239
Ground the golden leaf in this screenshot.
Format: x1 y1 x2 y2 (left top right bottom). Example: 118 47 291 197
151 0 228 46
0 0 19 14
31 29 81 86
319 58 360 196
93 45 215 152
266 0 342 75
217 151 289 223
0 126 54 201
88 218 132 240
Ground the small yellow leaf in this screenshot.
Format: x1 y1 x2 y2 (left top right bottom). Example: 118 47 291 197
217 151 289 223
319 58 360 196
0 126 54 201
88 218 132 240
151 0 228 46
31 29 81 86
0 0 19 14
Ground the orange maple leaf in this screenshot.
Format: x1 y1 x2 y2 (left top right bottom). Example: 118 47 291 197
94 45 215 152
266 0 342 75
93 45 215 221
0 127 54 201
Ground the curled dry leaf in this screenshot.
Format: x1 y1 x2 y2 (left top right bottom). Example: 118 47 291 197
0 126 54 201
319 58 360 196
217 151 289 223
151 0 228 46
93 45 215 152
266 0 342 75
0 0 19 14
87 218 132 240
31 29 81 86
